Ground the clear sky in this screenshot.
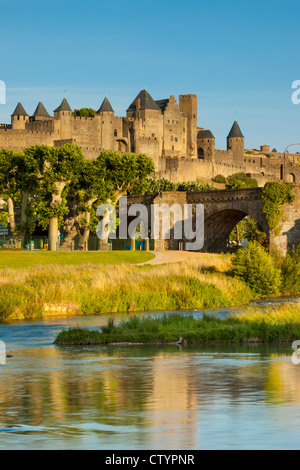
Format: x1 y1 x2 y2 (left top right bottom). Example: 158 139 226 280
0 0 299 151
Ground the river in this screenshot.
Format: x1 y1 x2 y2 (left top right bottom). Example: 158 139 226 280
0 301 300 449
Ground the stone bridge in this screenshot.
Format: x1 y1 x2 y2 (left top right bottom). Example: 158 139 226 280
127 187 300 255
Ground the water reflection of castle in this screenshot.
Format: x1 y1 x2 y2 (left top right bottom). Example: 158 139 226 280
1 345 300 448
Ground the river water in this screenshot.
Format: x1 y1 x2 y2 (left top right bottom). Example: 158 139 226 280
1 303 300 450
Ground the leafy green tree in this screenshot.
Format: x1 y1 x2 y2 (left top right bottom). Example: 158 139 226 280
0 149 19 235
36 144 85 250
229 216 269 249
72 108 96 118
232 241 281 295
63 152 155 248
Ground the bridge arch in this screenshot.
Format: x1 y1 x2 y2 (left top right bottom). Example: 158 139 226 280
203 209 267 252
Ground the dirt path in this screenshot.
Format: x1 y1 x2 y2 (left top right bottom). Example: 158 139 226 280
137 250 203 265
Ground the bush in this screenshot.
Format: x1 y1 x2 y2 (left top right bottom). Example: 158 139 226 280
232 241 282 295
281 245 300 294
213 174 226 184
225 172 258 189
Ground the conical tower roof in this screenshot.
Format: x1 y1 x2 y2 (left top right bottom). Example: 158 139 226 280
127 89 160 111
54 97 72 113
32 101 50 117
227 120 244 139
11 102 28 116
197 129 215 139
96 96 114 114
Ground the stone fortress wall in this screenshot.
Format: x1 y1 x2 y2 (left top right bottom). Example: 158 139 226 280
0 90 299 185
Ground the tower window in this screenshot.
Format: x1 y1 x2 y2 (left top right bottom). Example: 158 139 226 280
114 129 117 136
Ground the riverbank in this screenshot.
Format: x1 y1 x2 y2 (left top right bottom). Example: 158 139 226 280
0 252 254 321
54 304 300 345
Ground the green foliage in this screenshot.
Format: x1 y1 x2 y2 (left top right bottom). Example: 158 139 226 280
229 216 269 248
281 245 300 294
232 241 282 295
35 144 85 230
129 176 217 195
72 108 96 117
213 174 226 184
225 172 258 189
262 182 295 234
54 306 300 345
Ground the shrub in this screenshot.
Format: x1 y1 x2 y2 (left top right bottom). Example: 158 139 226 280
225 172 258 189
281 245 300 294
213 174 226 184
232 241 282 295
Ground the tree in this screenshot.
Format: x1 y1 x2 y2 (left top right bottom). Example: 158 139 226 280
62 151 155 248
36 144 85 250
72 108 96 118
0 149 24 236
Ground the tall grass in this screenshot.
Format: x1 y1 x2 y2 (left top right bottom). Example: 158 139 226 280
0 254 253 321
55 304 300 345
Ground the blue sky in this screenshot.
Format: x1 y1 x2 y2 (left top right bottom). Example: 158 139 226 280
0 0 299 151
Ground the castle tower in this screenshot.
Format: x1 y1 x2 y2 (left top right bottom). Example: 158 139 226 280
31 101 51 121
96 96 115 151
197 129 215 160
227 120 244 161
11 102 29 130
178 94 197 157
126 90 163 155
126 89 161 119
54 97 72 140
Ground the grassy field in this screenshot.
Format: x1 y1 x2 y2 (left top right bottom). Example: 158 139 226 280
0 253 254 321
0 251 155 268
54 304 300 345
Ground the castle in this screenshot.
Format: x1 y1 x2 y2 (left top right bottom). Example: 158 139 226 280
0 89 299 185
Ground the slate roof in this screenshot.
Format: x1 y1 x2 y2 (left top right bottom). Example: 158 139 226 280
32 101 51 117
127 90 160 111
11 102 28 116
197 129 215 139
155 99 169 114
54 97 72 113
97 96 114 113
227 120 244 138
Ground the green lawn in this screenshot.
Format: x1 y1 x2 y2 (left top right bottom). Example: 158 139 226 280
0 251 155 268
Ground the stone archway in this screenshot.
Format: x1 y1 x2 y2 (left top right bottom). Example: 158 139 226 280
117 139 128 153
287 173 296 183
197 148 204 159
